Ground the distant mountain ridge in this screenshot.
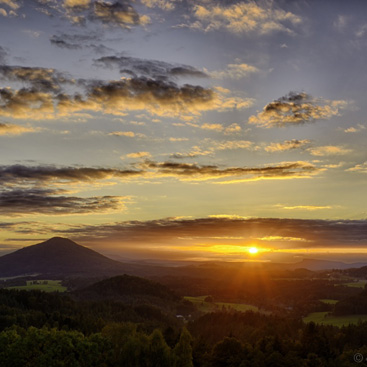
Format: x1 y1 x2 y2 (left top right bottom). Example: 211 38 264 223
0 237 148 277
283 258 367 271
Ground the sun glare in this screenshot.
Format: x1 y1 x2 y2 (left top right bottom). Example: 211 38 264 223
248 247 259 255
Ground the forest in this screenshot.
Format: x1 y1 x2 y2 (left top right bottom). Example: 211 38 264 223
0 273 367 367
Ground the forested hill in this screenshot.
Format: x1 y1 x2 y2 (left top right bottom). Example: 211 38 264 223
74 274 184 313
0 237 161 278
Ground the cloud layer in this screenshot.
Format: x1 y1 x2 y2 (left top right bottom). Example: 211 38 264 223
0 188 128 216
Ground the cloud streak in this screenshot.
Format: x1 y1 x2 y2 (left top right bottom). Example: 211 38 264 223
0 123 37 136
0 165 143 186
0 188 129 216
95 55 208 79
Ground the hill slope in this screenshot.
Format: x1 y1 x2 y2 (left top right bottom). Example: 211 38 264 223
0 237 137 277
74 274 182 313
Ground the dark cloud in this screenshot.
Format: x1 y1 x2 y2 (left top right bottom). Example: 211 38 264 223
50 35 82 50
0 188 127 216
32 0 149 29
0 65 73 92
0 165 142 186
141 160 321 181
0 160 321 187
49 33 114 53
95 55 208 79
249 92 347 127
0 87 55 119
93 0 148 28
0 70 220 118
39 217 367 249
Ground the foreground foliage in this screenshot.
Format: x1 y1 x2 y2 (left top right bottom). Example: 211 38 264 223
0 287 366 366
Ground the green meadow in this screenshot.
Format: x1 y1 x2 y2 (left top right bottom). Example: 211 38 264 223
319 299 338 304
303 312 367 327
7 280 66 293
342 280 367 288
184 295 259 313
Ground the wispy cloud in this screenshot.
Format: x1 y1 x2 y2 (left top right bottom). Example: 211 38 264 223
95 55 208 79
307 145 352 156
0 123 38 136
276 204 334 211
343 124 366 133
206 62 259 79
346 162 367 173
178 1 302 35
264 139 311 152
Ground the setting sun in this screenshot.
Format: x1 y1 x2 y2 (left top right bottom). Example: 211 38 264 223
248 247 259 255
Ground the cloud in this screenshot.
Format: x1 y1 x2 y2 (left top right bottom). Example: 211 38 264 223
93 0 150 28
95 55 208 79
0 160 317 187
0 188 128 216
248 92 348 128
126 151 152 158
201 123 224 131
32 217 367 251
141 0 175 11
50 35 82 50
0 65 73 92
170 139 253 159
178 1 302 35
257 236 311 242
264 139 311 152
0 0 19 10
0 87 55 119
207 62 259 79
346 162 367 173
58 77 249 118
169 137 189 142
141 159 321 182
64 0 90 9
276 205 334 211
108 131 136 137
0 165 143 186
307 145 352 156
0 123 38 136
50 33 113 53
32 0 150 29
343 124 366 133
0 8 7 16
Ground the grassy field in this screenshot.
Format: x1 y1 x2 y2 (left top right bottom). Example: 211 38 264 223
303 312 367 327
342 280 367 288
184 296 259 313
319 299 338 304
8 280 66 293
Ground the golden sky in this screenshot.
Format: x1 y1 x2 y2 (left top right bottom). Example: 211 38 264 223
0 0 366 262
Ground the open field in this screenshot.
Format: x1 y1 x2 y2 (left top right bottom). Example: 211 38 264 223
342 280 367 288
185 295 259 313
7 280 66 293
303 312 367 327
319 299 338 304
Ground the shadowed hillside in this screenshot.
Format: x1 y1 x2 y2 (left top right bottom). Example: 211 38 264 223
0 237 147 277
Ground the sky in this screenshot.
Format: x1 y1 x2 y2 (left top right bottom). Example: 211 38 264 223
0 0 366 263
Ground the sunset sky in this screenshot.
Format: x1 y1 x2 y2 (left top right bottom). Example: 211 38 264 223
0 0 366 263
